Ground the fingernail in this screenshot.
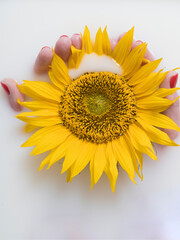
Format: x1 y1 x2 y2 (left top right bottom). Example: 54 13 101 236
1 82 10 95
136 40 143 44
74 33 80 36
170 73 178 88
60 35 68 38
41 46 50 50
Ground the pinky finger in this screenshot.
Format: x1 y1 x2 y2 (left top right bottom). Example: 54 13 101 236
1 78 24 111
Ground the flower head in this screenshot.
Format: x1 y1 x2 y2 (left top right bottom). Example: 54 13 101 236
16 26 180 192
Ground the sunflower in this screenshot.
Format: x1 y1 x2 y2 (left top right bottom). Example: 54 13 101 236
16 26 180 192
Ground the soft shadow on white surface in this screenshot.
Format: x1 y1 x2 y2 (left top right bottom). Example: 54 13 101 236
0 0 180 239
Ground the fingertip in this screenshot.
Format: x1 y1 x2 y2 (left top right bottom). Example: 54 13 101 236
1 82 10 95
54 35 72 62
110 38 118 52
117 32 126 42
111 31 137 52
170 73 178 88
34 46 53 74
71 33 82 49
132 40 155 62
160 71 178 89
144 46 154 62
1 78 24 112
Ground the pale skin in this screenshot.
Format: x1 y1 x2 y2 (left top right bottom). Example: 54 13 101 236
1 33 180 140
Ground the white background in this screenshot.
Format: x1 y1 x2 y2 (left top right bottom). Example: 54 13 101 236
0 0 180 239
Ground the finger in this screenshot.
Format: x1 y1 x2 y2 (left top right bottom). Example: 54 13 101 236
160 71 180 140
117 32 137 50
1 78 24 111
34 46 53 74
110 34 135 52
54 35 72 62
115 32 137 51
113 32 155 63
110 33 136 53
110 38 118 51
71 33 82 49
132 40 155 62
160 71 178 88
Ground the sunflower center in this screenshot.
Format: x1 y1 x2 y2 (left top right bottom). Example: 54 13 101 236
59 72 137 144
84 92 111 115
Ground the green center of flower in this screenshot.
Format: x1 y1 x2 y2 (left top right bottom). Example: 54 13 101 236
84 92 111 115
59 72 137 144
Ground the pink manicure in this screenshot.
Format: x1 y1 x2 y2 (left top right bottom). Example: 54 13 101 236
136 40 143 44
60 35 68 38
41 46 50 50
1 82 10 95
1 78 24 111
170 73 178 88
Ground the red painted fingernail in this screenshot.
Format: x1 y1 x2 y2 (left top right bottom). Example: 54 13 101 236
136 40 143 44
1 82 10 95
170 73 178 88
41 46 50 50
60 35 68 38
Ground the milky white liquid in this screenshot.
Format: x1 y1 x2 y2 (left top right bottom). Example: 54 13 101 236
68 53 122 79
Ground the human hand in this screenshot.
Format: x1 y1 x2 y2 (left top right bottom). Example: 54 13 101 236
1 32 179 140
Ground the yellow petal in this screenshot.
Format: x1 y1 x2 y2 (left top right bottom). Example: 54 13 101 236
137 116 179 146
112 137 136 183
17 99 59 111
31 126 71 155
21 125 61 147
112 27 134 65
106 142 118 183
137 95 180 112
94 27 103 55
84 25 93 54
134 149 143 180
154 87 180 98
61 137 83 174
16 109 58 118
71 46 81 54
127 123 157 160
123 134 141 179
142 58 150 65
122 42 147 77
70 142 97 180
138 111 180 132
75 33 85 68
25 124 38 133
48 70 66 91
47 135 75 168
105 142 118 192
133 71 167 98
18 81 61 102
66 168 72 182
104 162 116 193
128 58 162 85
50 51 71 86
112 140 130 175
67 54 76 69
102 26 111 56
68 46 82 69
93 144 107 184
38 153 51 171
90 158 94 190
16 115 62 127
